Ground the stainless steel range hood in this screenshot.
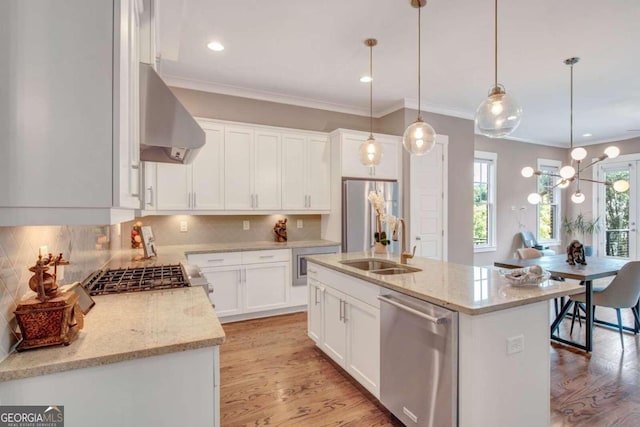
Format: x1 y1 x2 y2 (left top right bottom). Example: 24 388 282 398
139 63 205 164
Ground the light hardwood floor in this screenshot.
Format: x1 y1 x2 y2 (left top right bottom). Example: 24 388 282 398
220 310 640 427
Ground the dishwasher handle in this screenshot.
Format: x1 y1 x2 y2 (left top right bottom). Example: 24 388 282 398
378 295 448 325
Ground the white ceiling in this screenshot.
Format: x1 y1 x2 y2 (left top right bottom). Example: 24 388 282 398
157 0 640 147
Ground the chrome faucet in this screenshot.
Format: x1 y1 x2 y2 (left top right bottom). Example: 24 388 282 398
398 219 416 264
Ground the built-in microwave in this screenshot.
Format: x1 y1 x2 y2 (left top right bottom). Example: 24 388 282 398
292 245 340 286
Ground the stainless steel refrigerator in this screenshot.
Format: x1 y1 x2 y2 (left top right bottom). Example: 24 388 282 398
342 179 401 255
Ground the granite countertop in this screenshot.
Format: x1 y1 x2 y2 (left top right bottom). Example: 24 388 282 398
0 287 225 382
307 252 584 315
104 240 341 269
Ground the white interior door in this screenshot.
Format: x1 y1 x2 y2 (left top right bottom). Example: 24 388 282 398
410 136 448 260
596 160 636 259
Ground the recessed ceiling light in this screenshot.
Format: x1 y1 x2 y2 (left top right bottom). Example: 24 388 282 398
582 133 592 137
207 41 225 52
359 76 373 83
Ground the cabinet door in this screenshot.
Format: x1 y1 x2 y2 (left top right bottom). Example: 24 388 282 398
281 134 307 209
341 134 373 179
192 124 224 210
321 286 347 367
371 137 399 180
254 131 281 210
244 262 290 312
142 162 156 210
307 279 324 344
307 136 331 210
155 163 191 210
346 297 380 398
202 266 243 318
224 127 254 210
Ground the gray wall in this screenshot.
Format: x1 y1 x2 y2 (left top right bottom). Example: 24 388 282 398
474 137 568 266
171 87 375 133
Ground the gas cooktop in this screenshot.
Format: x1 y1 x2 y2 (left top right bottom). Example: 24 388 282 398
82 264 190 296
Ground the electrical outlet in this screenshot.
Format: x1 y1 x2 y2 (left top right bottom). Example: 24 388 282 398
180 220 188 232
39 246 48 256
297 219 303 229
507 335 524 355
243 220 250 230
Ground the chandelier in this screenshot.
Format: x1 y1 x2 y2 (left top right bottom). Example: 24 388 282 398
521 57 629 205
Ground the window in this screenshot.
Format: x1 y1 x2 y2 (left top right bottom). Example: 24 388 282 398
474 151 497 252
537 159 562 244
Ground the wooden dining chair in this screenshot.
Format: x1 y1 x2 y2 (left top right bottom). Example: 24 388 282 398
569 261 640 348
516 248 565 316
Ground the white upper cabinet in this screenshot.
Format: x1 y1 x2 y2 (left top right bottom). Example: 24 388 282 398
337 130 400 180
0 0 144 225
192 123 225 210
224 126 282 211
282 133 331 211
144 120 329 215
151 122 224 211
224 126 254 210
253 130 282 210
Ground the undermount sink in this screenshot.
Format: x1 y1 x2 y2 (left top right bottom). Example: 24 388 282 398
339 258 421 275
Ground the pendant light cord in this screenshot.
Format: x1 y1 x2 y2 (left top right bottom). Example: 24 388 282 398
570 61 574 151
494 0 498 88
417 4 422 120
370 42 373 138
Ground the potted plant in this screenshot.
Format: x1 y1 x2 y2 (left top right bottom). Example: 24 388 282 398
562 213 602 256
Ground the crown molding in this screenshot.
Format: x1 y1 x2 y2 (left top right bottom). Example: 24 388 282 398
376 100 406 118
162 74 378 117
401 98 475 121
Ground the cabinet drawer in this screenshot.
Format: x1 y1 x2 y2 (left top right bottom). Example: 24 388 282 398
242 249 291 264
311 263 381 308
187 252 242 267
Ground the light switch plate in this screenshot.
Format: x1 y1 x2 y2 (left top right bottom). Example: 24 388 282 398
297 219 303 229
507 335 524 355
179 221 188 232
243 220 250 230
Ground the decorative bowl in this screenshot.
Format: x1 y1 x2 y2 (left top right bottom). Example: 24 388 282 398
500 267 551 287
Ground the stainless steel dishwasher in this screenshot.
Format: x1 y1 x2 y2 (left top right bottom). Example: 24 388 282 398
379 291 458 427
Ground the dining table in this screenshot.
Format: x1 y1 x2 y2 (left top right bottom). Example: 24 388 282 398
495 254 630 352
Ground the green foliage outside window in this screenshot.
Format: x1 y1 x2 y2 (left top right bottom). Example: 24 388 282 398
474 184 488 245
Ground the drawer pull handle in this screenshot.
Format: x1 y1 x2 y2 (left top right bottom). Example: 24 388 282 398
207 259 224 263
259 255 275 259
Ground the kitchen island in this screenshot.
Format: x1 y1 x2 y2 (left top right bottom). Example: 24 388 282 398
306 252 583 427
0 287 225 427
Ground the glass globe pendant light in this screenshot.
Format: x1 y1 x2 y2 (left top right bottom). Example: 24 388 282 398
402 0 436 156
475 0 522 138
359 39 382 166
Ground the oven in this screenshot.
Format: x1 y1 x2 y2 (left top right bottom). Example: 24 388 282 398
292 245 340 286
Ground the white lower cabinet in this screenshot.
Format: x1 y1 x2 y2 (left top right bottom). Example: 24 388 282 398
345 296 380 395
201 266 243 317
245 262 289 311
189 249 291 321
310 264 380 398
321 286 348 366
307 279 324 344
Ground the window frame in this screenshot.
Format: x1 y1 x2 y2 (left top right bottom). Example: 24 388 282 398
473 151 497 253
536 158 562 246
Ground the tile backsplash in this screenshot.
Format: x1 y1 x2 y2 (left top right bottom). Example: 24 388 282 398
0 225 118 360
120 215 322 247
